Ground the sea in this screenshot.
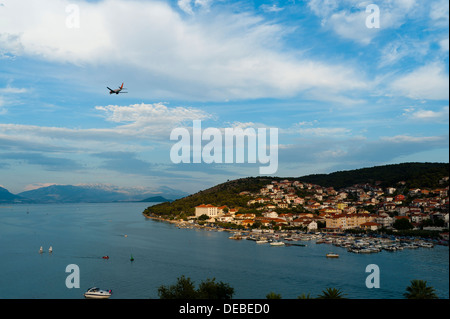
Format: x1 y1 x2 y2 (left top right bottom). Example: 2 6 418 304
0 202 448 299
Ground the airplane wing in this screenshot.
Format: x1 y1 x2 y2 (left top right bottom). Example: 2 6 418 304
107 87 113 91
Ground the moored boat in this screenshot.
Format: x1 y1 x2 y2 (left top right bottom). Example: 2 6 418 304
84 287 112 299
229 232 243 240
326 253 339 258
270 241 285 246
420 242 434 248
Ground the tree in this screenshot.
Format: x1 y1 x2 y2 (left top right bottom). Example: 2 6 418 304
317 288 347 299
157 276 234 299
316 220 326 229
404 280 438 299
297 293 313 299
266 291 282 299
393 218 413 230
197 214 210 221
197 278 234 299
158 275 198 299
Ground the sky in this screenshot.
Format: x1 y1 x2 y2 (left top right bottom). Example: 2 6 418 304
0 0 449 195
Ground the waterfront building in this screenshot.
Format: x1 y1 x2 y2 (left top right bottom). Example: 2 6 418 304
195 204 226 217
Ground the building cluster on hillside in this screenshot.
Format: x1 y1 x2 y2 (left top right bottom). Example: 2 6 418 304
192 177 449 233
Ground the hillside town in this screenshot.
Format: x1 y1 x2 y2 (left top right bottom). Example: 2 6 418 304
189 178 449 238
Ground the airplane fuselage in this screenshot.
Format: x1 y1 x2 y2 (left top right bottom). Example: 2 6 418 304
107 83 126 94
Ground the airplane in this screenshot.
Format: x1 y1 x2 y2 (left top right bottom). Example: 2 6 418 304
107 83 127 94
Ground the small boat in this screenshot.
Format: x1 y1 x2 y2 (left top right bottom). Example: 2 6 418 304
285 243 307 247
326 253 339 258
84 287 112 299
256 240 268 244
228 232 243 240
270 241 285 246
102 256 109 259
49 246 53 253
130 254 134 262
39 246 43 254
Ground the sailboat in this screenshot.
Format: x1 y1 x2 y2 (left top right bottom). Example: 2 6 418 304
39 246 43 254
49 246 53 253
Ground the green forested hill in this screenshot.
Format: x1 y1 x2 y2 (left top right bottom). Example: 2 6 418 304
297 162 449 189
143 177 275 217
143 162 449 218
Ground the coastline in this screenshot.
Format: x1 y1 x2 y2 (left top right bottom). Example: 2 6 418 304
143 213 254 235
142 213 448 252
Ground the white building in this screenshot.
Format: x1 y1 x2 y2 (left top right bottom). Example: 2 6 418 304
375 215 394 228
306 221 318 231
195 204 226 218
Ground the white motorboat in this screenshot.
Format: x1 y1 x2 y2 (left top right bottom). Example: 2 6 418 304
84 287 112 299
270 241 285 246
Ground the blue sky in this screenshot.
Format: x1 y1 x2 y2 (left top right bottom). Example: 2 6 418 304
0 0 448 194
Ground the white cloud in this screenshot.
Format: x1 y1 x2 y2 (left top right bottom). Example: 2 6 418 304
260 4 284 13
0 97 6 114
380 135 444 143
298 127 351 136
429 0 449 27
378 38 429 67
439 38 449 52
178 0 194 15
95 102 211 133
0 84 28 94
0 103 213 154
0 84 28 113
307 0 420 44
390 63 449 100
307 0 339 19
178 0 212 15
403 106 449 122
285 122 351 136
327 9 377 45
0 0 368 101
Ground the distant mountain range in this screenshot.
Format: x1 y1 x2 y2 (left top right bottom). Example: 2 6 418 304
0 186 32 204
0 184 188 204
1 162 448 205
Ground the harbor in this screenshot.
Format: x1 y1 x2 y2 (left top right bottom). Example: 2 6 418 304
232 230 442 254
172 218 445 255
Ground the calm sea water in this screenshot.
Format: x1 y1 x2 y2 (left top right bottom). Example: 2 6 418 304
0 202 448 299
